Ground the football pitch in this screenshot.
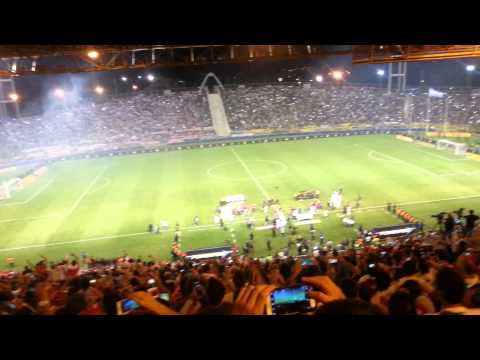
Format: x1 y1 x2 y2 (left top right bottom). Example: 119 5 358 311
2 134 480 270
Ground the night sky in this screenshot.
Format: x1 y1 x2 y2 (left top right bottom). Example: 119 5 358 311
4 53 480 118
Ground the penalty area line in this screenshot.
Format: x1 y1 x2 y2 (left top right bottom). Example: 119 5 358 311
361 145 439 176
0 178 56 207
0 167 108 224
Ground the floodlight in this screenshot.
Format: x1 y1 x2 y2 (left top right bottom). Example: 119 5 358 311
466 65 476 72
147 74 155 81
54 88 65 98
377 69 385 76
278 77 283 82
87 50 99 59
8 93 19 101
315 75 323 82
95 86 104 94
132 84 138 90
121 76 128 82
331 70 344 80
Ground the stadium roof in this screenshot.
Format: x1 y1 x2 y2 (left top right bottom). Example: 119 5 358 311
352 45 480 64
0 45 352 76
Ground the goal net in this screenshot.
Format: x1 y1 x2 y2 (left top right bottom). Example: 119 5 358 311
436 139 468 156
0 182 11 200
0 178 22 201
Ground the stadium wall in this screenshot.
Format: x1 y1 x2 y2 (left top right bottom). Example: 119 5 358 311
2 128 429 168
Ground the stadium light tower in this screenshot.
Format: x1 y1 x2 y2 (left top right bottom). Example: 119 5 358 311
315 75 323 83
54 88 65 98
466 65 476 88
8 93 19 102
87 50 99 59
147 74 155 82
95 86 104 95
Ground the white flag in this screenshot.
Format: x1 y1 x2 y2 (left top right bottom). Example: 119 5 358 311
428 88 445 98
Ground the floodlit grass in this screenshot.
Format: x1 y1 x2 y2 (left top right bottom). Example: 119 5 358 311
2 134 480 270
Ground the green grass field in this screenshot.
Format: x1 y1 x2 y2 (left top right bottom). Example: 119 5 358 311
2 134 480 270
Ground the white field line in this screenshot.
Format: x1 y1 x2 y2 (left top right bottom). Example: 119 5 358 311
0 178 55 207
66 167 108 215
88 177 111 195
362 146 439 176
0 212 65 224
413 148 468 162
0 232 150 252
369 149 480 178
230 147 270 199
0 167 108 224
368 150 401 164
4 192 480 253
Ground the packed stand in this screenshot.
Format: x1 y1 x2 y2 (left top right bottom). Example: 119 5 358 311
408 87 480 128
0 90 214 166
224 84 407 132
1 208 480 315
224 83 480 133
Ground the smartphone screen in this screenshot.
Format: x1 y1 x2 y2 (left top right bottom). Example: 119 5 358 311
270 286 313 315
302 258 313 266
159 293 170 302
121 299 140 313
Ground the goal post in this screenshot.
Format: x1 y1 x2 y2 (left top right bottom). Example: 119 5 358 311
0 182 11 200
0 178 22 201
436 139 468 156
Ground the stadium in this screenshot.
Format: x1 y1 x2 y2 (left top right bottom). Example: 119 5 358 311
1 45 480 315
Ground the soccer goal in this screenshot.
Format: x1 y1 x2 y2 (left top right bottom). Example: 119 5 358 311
0 182 11 200
436 139 468 156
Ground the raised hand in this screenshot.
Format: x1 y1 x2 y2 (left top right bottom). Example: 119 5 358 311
301 276 346 304
232 285 276 315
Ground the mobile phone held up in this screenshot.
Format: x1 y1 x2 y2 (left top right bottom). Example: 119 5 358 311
267 285 316 315
116 299 141 315
301 258 314 266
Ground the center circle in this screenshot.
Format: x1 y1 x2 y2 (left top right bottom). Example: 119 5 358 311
207 160 288 181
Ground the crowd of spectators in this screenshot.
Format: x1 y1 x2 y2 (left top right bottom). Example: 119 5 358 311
224 84 406 131
224 83 480 132
3 83 480 166
408 87 480 128
0 90 214 165
1 208 480 315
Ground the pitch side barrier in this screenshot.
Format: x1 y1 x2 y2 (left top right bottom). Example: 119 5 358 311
3 128 426 167
403 133 480 155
